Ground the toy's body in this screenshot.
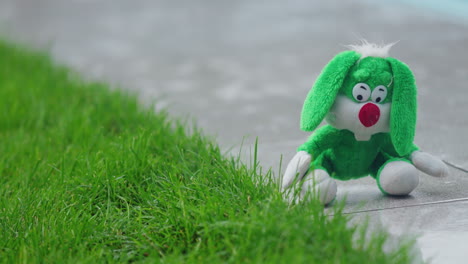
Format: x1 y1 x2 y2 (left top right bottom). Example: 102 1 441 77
282 42 448 205
298 125 416 180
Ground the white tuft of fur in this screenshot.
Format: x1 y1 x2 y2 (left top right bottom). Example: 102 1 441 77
347 40 397 59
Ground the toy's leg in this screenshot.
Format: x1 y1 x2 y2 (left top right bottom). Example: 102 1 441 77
376 158 419 196
300 169 337 205
299 155 337 205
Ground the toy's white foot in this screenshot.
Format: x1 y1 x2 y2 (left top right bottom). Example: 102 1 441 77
378 161 419 196
300 169 337 205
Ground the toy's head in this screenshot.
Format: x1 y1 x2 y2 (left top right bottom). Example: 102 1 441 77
300 43 417 156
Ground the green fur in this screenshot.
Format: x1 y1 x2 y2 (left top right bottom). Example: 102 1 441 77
298 51 418 181
341 57 394 103
300 51 361 131
386 58 417 156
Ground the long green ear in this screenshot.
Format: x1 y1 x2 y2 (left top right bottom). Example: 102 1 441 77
386 57 417 156
300 51 361 131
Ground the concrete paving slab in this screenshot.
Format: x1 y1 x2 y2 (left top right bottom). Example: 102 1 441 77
334 168 468 212
348 200 468 263
1 0 467 263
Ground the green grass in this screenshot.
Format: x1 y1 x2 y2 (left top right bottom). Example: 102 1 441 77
0 40 413 263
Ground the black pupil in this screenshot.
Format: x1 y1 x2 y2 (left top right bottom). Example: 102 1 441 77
376 97 381 103
357 95 363 101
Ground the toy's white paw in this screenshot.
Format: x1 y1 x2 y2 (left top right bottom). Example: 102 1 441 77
281 151 312 189
378 161 419 196
411 151 449 178
300 169 337 205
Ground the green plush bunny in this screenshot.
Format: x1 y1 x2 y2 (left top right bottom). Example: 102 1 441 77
282 42 449 205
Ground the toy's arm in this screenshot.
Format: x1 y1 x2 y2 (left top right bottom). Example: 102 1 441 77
410 149 449 177
297 125 344 155
282 126 342 189
382 138 448 177
281 151 311 189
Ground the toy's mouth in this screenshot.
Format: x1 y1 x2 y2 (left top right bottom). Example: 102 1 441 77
358 103 380 127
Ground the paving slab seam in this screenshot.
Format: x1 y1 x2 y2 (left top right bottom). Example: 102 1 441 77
328 197 468 216
444 160 468 174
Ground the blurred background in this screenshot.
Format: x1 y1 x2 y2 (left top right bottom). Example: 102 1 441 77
0 0 467 170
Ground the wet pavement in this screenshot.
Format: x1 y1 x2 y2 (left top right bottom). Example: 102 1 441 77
1 0 467 262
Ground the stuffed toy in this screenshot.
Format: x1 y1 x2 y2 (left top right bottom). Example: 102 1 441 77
282 42 449 205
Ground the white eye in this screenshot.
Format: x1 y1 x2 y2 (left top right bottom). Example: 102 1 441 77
352 83 371 102
371 85 388 103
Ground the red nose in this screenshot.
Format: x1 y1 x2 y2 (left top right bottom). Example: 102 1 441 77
359 103 380 127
